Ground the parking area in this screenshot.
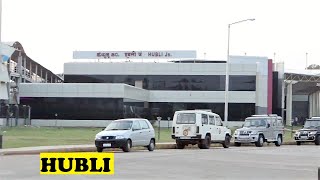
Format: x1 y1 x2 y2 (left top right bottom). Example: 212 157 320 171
0 145 319 180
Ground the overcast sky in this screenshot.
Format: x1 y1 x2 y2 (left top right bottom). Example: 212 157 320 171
2 0 320 73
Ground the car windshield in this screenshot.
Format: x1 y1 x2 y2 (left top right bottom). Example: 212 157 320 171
105 121 133 130
243 118 267 127
304 120 320 128
176 113 196 124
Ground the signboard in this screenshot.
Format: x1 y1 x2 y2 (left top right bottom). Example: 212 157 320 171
317 83 320 87
73 50 197 59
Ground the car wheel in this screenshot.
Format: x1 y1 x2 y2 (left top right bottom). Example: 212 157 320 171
201 135 211 149
147 139 155 151
198 143 203 149
122 139 132 152
222 135 231 148
255 134 264 147
275 135 282 147
296 141 301 146
97 147 103 152
234 142 241 147
176 140 185 149
315 135 320 145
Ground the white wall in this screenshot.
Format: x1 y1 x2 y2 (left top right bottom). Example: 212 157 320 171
20 83 255 103
31 119 112 127
0 119 244 128
19 83 149 102
230 56 269 110
0 118 27 126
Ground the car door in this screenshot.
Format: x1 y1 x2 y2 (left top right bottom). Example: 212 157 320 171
272 117 283 139
265 118 274 141
201 114 209 138
209 115 218 140
215 116 225 141
139 120 152 146
131 121 143 146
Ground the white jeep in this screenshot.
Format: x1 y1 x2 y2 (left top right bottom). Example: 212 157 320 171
171 110 232 149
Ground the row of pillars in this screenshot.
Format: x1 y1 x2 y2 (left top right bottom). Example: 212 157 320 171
0 105 31 127
17 53 59 83
284 82 320 125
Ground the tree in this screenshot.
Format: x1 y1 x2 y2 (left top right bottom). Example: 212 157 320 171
307 64 320 70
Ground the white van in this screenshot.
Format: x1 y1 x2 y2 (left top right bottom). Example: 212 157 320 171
171 110 232 149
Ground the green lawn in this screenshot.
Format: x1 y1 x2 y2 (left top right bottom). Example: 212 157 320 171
0 126 174 149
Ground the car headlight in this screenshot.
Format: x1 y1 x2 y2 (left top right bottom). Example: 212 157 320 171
309 131 316 135
295 131 300 135
233 130 238 136
115 135 125 139
95 135 101 140
250 131 258 135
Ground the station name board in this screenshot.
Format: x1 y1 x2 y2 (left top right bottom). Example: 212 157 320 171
73 50 197 59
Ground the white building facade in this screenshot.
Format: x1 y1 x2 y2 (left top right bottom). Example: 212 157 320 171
17 56 280 127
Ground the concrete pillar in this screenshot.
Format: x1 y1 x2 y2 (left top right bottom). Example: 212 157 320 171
29 61 32 80
309 94 312 118
51 75 53 83
318 92 320 116
45 72 48 83
17 52 22 85
35 65 38 82
16 52 23 105
255 62 260 114
281 80 285 119
23 56 27 83
40 68 42 82
286 82 293 126
313 92 320 117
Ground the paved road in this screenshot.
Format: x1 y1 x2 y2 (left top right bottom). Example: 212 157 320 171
0 145 319 180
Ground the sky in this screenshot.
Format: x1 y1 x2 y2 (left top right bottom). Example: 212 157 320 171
1 0 320 74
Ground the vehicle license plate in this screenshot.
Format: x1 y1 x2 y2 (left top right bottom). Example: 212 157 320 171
180 136 191 139
300 136 308 140
103 143 111 147
238 136 249 140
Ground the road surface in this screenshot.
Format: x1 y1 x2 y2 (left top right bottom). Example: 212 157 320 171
0 145 319 180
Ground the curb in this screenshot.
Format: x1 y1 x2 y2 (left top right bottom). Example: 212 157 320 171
0 141 299 156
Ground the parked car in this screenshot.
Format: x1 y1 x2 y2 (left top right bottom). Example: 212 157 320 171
171 110 232 149
233 114 284 147
95 118 155 152
294 117 320 145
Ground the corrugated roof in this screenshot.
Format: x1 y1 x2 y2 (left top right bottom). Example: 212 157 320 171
285 69 320 76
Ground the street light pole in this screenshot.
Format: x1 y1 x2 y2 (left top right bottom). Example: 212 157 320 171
0 0 2 58
224 18 255 127
0 0 2 42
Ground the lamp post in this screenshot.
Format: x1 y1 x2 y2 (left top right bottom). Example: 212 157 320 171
0 0 2 46
224 18 255 127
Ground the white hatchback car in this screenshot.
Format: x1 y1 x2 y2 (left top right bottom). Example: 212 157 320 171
95 118 156 152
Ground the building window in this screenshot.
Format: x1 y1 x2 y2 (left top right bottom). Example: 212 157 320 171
229 76 256 91
201 114 208 125
20 97 124 120
65 75 256 91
